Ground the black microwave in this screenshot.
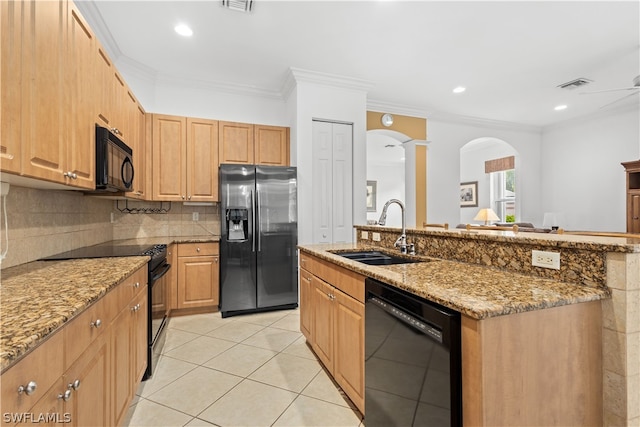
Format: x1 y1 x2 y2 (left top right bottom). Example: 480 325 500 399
95 125 134 192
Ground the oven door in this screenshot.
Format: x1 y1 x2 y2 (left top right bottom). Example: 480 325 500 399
150 261 170 343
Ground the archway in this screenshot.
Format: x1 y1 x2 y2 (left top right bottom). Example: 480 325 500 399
459 137 520 225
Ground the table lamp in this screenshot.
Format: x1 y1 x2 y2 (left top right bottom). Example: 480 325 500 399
474 208 500 225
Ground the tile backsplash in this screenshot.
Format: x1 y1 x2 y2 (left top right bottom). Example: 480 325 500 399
0 185 220 269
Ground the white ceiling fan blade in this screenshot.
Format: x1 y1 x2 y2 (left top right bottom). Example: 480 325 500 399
599 91 640 109
581 87 640 94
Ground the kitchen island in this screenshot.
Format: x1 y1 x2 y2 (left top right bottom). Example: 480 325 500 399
299 225 640 426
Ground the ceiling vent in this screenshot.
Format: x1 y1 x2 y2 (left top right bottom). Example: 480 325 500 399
222 0 253 12
557 78 593 90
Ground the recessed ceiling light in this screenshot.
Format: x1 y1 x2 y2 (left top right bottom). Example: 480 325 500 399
174 24 193 37
453 86 466 94
554 104 568 111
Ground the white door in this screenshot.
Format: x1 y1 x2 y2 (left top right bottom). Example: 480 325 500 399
312 120 353 244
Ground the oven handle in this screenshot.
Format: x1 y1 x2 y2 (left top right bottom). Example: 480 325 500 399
151 263 171 282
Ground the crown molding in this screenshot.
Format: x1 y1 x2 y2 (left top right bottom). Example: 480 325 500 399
155 73 284 100
284 67 375 95
73 1 122 61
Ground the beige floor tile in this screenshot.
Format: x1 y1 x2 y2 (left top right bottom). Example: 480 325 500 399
184 418 216 426
271 313 302 332
242 327 302 352
281 335 318 360
136 356 198 398
169 312 229 335
125 398 193 427
206 321 265 342
146 366 242 416
273 395 362 427
204 343 278 377
165 335 236 365
249 352 322 393
163 328 201 352
233 309 292 326
198 379 297 426
302 369 351 407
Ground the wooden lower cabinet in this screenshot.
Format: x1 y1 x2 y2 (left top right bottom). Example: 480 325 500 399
300 252 365 414
0 265 147 427
176 243 220 310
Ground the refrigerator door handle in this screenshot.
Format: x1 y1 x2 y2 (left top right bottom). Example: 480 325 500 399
256 188 262 252
251 189 256 253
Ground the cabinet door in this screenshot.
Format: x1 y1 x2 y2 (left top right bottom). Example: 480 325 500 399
133 290 148 384
333 288 365 413
311 276 334 373
299 268 313 342
20 0 67 184
177 255 219 309
167 244 179 311
0 0 22 174
254 125 289 166
630 194 640 233
187 118 219 201
65 332 110 427
152 114 187 201
14 379 66 427
110 306 133 427
128 102 147 199
95 45 113 127
65 4 95 190
219 121 254 164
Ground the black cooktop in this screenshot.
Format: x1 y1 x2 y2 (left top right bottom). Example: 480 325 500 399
40 243 166 261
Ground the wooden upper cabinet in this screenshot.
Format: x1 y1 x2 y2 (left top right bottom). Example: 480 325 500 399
1 0 22 174
127 102 148 199
20 0 67 183
65 3 95 189
219 121 290 166
187 118 219 201
152 114 187 201
219 121 254 164
95 46 113 128
254 124 290 166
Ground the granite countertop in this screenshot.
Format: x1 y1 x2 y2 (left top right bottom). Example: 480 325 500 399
298 243 610 320
0 257 149 372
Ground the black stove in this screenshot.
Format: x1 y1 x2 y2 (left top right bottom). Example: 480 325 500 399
41 243 167 270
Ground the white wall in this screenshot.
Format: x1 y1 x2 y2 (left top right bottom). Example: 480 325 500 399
459 139 518 224
426 119 543 226
541 105 639 231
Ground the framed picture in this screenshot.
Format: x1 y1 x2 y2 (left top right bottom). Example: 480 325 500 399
460 181 478 207
366 180 377 212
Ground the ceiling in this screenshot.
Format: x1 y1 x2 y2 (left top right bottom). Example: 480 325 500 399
80 1 640 129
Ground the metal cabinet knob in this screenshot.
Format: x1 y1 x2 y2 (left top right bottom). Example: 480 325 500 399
58 389 72 401
90 319 102 328
131 304 140 312
306 277 311 282
68 379 81 390
181 195 185 200
17 381 37 395
134 282 140 288
188 195 191 200
196 247 200 252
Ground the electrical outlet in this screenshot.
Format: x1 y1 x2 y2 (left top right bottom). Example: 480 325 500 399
361 231 369 240
192 212 199 221
372 232 381 242
1 182 9 197
532 250 560 270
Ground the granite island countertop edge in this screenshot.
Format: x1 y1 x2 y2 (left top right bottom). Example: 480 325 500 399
298 243 611 320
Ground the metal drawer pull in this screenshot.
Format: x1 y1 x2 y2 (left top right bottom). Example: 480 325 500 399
90 319 102 328
69 379 81 390
131 304 140 312
17 381 37 395
58 389 72 401
134 282 140 288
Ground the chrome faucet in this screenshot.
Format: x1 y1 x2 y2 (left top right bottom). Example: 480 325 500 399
378 199 415 255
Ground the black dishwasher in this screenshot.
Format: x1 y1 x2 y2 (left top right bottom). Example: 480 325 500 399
365 278 462 427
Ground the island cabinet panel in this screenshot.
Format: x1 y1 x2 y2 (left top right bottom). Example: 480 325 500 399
299 252 365 414
462 300 603 426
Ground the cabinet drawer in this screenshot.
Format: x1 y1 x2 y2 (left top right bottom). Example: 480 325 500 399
64 289 118 370
116 266 148 309
0 331 64 418
178 242 219 257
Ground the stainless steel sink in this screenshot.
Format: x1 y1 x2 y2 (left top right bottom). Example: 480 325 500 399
334 250 421 266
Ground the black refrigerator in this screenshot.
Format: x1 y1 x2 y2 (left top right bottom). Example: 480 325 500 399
219 164 298 318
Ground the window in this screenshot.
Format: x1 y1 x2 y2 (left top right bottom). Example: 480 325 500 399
490 169 516 222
